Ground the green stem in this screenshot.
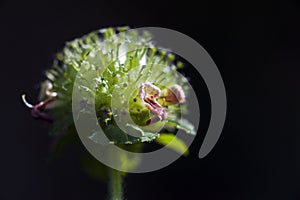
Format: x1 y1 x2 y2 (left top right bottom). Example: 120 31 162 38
109 168 123 200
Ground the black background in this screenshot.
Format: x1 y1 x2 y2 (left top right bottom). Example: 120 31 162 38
1 0 300 199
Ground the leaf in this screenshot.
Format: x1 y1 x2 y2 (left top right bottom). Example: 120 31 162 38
125 123 145 136
155 133 189 156
89 131 111 145
166 118 196 135
126 123 160 142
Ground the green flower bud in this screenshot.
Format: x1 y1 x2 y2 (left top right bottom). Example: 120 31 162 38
23 26 195 145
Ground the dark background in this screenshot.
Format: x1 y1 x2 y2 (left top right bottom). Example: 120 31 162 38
1 0 300 199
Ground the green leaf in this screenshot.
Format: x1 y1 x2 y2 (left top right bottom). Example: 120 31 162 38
155 133 189 156
166 118 196 135
126 123 160 142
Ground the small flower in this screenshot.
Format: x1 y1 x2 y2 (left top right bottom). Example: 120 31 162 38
159 84 186 106
138 82 166 125
22 80 57 123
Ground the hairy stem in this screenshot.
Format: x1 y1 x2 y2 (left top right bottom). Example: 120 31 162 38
109 168 123 200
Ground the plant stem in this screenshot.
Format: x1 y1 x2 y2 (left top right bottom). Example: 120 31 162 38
109 168 123 200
